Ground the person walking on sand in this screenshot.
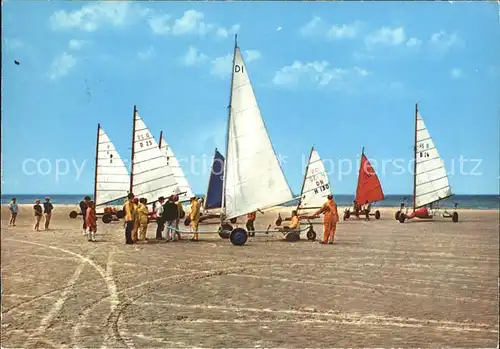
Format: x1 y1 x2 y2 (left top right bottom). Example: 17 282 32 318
33 199 42 231
174 195 184 241
8 197 18 226
137 198 150 242
313 194 339 245
79 196 91 235
123 193 136 245
363 200 371 221
85 201 97 242
162 195 179 242
246 211 257 237
189 196 200 241
43 197 54 230
155 196 165 240
131 197 140 242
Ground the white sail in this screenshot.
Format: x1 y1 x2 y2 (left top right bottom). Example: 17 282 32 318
159 135 194 202
95 125 130 207
224 44 294 220
132 111 180 204
298 148 332 209
414 111 452 208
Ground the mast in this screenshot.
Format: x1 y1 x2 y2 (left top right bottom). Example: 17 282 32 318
412 103 418 212
129 105 137 194
158 130 163 149
297 146 314 210
221 34 238 221
93 123 100 203
355 146 364 203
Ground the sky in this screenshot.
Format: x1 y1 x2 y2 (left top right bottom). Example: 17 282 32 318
2 1 499 196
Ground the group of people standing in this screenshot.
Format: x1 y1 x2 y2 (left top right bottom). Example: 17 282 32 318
7 197 54 231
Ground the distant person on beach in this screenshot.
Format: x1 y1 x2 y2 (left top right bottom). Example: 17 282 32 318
363 200 371 221
123 193 136 245
43 198 54 230
33 200 42 231
80 196 91 235
175 195 184 240
246 211 257 237
131 197 140 242
189 196 200 241
155 196 165 240
137 198 149 242
8 197 18 226
85 201 97 242
162 195 179 242
314 194 339 245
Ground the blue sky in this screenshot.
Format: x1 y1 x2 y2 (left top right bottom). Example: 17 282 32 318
2 1 499 195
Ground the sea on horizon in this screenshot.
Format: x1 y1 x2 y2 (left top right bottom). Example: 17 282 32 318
1 194 498 210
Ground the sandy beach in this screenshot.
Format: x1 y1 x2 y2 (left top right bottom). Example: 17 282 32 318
1 204 498 347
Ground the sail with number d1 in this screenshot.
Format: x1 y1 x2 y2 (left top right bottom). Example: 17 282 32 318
158 132 194 202
223 36 294 220
204 148 225 211
131 106 180 204
298 147 331 209
414 105 452 208
355 149 384 205
95 124 130 207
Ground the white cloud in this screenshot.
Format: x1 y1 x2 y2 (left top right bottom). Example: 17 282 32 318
450 68 464 79
48 52 76 80
300 16 360 40
365 26 406 47
276 26 283 32
3 38 23 51
216 24 240 38
149 14 171 35
405 37 422 48
429 31 463 51
50 2 150 32
210 50 262 78
272 60 370 89
181 46 208 67
68 39 88 50
137 46 156 60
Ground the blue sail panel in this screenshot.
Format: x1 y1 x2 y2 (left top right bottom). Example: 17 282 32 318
205 149 225 209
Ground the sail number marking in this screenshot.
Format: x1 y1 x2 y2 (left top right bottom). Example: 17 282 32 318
418 142 431 158
235 65 244 73
136 132 153 148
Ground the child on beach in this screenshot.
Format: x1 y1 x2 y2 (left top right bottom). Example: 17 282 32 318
85 201 97 242
33 200 42 231
8 197 18 226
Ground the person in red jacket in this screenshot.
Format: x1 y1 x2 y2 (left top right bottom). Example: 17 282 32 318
85 201 97 242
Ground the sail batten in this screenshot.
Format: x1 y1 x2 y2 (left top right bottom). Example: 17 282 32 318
159 134 194 201
224 45 293 219
355 152 384 204
414 110 452 208
95 126 130 207
298 148 332 209
131 111 180 204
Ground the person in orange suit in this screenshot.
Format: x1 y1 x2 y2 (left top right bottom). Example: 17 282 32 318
314 194 339 244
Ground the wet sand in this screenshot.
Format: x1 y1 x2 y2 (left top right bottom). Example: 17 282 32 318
1 204 498 348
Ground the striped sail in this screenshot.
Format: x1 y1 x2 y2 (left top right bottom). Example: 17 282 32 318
132 110 180 205
414 111 452 208
95 125 130 208
159 134 194 202
298 147 331 209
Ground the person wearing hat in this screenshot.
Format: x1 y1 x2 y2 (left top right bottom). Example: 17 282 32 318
162 195 179 241
43 197 54 230
123 193 136 244
189 196 201 241
155 196 166 240
313 194 339 245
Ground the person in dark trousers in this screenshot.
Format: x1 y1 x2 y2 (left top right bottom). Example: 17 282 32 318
80 196 91 235
123 193 136 245
155 196 166 240
162 195 179 242
246 211 256 237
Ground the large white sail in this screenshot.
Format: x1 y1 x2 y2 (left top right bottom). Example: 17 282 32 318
414 110 452 208
224 42 294 220
95 125 130 207
132 110 180 204
159 134 194 201
298 147 332 209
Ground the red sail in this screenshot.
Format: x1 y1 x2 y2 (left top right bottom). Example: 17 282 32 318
355 154 384 204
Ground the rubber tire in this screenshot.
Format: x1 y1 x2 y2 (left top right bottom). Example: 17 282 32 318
102 213 112 224
218 223 233 239
452 212 459 223
116 210 125 219
375 210 381 220
306 228 316 241
69 210 78 219
230 228 248 246
184 217 191 226
398 213 406 223
285 232 300 242
395 211 400 220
